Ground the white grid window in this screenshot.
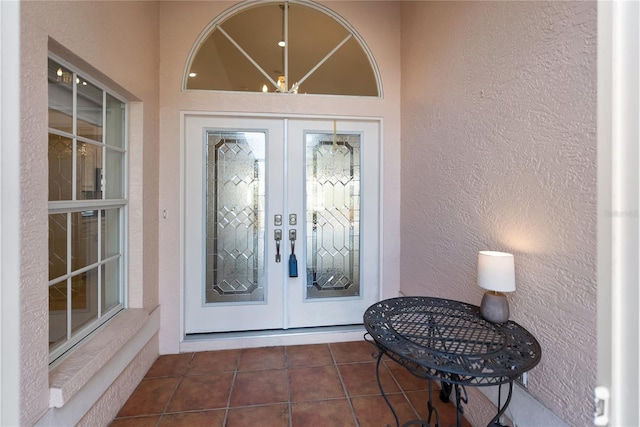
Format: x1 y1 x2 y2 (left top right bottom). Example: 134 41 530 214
47 57 127 363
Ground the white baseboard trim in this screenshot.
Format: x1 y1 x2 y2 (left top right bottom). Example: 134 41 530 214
477 383 567 427
180 325 366 353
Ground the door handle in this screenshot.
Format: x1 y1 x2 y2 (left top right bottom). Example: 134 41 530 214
289 229 298 277
274 229 282 263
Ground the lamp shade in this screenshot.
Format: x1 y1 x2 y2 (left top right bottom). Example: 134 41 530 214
477 251 515 293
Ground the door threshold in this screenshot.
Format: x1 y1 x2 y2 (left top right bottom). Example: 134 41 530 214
181 324 366 353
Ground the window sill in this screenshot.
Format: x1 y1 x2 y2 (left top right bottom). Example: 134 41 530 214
48 308 157 408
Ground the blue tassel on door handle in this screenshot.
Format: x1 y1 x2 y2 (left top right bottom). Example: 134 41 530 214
289 239 298 277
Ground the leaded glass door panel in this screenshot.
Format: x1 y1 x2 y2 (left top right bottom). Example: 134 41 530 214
205 131 264 304
286 119 379 329
306 134 360 299
185 116 284 333
184 115 379 334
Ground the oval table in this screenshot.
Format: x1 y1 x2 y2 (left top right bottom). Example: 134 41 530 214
363 297 541 427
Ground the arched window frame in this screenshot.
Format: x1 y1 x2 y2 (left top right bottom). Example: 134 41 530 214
182 0 383 97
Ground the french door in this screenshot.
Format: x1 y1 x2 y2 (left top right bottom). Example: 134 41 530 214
184 115 380 334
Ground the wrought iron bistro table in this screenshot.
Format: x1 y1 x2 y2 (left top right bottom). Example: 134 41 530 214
363 297 541 427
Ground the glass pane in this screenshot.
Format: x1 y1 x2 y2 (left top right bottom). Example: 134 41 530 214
296 37 378 96
287 3 348 93
48 59 73 134
306 133 361 299
71 211 98 271
77 77 103 142
205 131 266 303
187 29 271 92
76 142 103 200
102 260 120 315
102 208 120 259
48 134 73 201
220 3 283 87
105 94 125 149
70 269 99 334
49 279 68 350
105 148 124 199
49 214 68 281
186 2 378 96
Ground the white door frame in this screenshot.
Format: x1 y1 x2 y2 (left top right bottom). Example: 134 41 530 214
179 111 384 350
597 1 640 425
0 1 22 424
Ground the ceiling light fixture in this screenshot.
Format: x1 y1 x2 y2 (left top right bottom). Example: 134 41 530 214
189 72 198 78
56 67 72 84
278 41 286 48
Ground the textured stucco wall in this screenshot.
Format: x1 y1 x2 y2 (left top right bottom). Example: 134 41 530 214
400 2 596 426
157 1 402 354
20 1 160 424
77 334 158 427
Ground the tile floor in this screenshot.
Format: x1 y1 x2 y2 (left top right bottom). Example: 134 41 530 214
110 341 471 427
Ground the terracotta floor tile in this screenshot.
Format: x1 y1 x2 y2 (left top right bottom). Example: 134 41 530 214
167 372 234 412
338 361 399 397
145 353 193 378
289 365 345 402
226 403 289 427
187 349 240 375
159 410 226 426
286 343 333 367
237 346 285 371
109 415 161 427
117 377 180 417
351 394 419 427
230 369 288 406
330 341 377 364
110 341 472 427
385 361 432 392
291 399 356 427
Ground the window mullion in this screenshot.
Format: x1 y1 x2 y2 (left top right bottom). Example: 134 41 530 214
72 71 78 202
66 213 72 343
98 211 103 319
48 199 127 214
98 91 106 318
102 91 107 200
48 127 75 141
284 0 289 92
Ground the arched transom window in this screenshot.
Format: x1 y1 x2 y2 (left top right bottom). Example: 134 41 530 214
184 0 381 96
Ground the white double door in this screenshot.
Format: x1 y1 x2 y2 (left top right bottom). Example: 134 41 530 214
184 115 380 334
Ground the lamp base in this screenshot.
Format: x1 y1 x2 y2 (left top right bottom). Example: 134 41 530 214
480 292 510 323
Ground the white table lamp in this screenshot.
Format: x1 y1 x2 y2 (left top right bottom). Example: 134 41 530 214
478 251 515 323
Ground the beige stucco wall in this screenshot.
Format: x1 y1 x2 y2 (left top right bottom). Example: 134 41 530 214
400 1 597 426
20 1 160 424
16 0 599 424
157 1 402 353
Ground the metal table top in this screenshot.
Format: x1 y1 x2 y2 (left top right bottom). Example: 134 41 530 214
364 296 541 386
